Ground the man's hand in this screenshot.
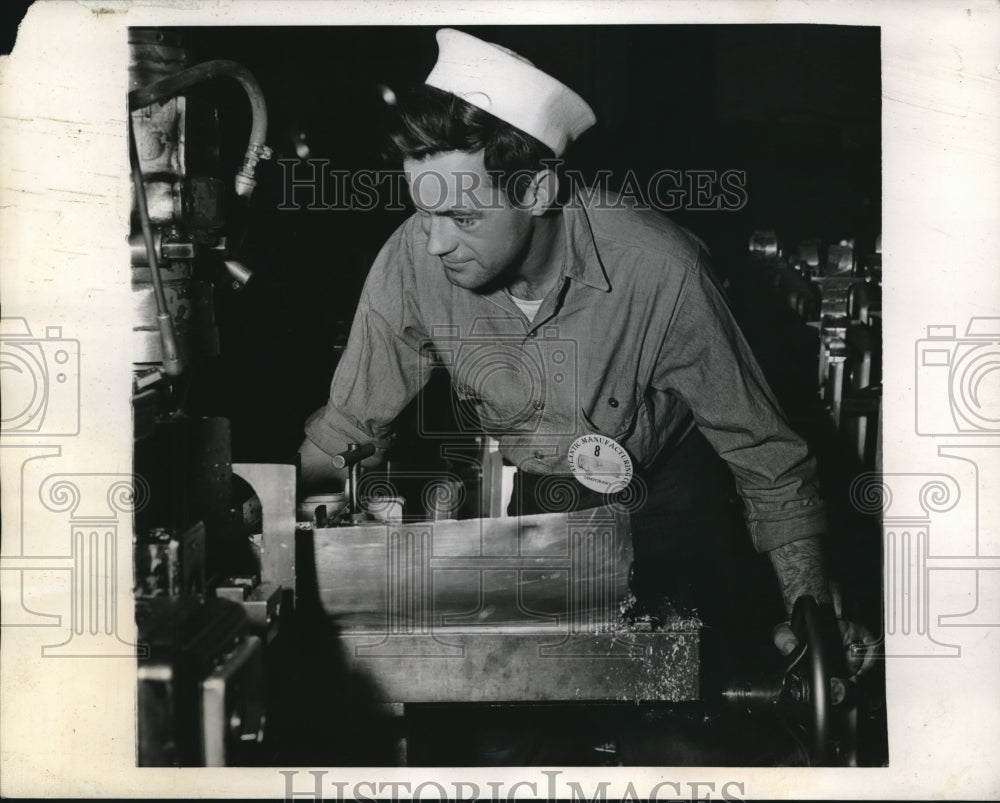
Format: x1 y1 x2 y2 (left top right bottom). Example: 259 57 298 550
772 617 879 677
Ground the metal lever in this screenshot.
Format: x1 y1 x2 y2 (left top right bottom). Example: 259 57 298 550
331 442 376 469
333 443 376 523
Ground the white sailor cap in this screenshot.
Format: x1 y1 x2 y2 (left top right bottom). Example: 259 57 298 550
424 28 596 157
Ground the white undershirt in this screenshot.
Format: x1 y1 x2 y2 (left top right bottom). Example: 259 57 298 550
507 293 545 322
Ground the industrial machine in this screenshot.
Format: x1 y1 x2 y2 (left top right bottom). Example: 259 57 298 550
129 28 278 766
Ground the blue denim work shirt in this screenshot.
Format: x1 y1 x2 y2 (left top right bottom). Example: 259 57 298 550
306 191 827 552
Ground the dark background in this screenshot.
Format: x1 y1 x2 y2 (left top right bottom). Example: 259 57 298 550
0 0 31 56
161 25 881 463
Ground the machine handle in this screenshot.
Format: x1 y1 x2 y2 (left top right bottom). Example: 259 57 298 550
332 443 376 470
790 594 841 765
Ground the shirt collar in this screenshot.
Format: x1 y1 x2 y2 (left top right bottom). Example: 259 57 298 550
561 189 612 292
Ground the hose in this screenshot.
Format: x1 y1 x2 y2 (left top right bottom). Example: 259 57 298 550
128 59 270 200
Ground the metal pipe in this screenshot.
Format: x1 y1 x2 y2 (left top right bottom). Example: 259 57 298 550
331 443 376 470
129 117 183 376
128 59 270 200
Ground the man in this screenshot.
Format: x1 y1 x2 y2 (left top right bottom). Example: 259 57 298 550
299 28 866 666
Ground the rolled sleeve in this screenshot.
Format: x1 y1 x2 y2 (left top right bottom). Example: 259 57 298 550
304 218 433 458
652 248 827 552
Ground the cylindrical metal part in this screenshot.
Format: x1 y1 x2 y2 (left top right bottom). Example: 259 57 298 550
332 442 376 470
224 260 254 290
720 675 784 710
130 229 163 265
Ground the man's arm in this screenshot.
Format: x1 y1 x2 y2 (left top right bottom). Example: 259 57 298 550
651 246 828 554
767 535 832 617
299 216 430 494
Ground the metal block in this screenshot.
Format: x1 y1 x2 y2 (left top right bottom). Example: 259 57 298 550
232 463 297 590
337 629 699 703
215 581 282 639
302 508 701 702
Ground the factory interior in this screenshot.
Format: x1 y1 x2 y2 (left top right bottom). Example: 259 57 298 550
129 24 886 767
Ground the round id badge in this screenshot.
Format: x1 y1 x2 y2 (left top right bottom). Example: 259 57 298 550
567 434 633 494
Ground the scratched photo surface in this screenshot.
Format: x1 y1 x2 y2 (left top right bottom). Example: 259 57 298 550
1 2 998 800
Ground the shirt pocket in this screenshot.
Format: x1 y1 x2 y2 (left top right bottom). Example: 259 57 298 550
580 392 641 442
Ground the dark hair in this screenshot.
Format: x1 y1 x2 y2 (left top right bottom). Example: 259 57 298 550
385 84 557 204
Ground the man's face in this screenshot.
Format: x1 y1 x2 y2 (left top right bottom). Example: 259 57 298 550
403 150 534 291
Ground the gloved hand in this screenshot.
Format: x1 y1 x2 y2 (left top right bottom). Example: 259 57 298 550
772 617 879 677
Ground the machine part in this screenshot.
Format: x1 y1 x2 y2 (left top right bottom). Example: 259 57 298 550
136 595 248 766
201 634 266 766
130 231 196 267
812 275 857 318
231 463 297 592
334 443 376 522
848 280 881 324
199 634 266 765
161 235 196 261
366 495 405 523
841 322 881 466
826 242 855 275
130 115 183 376
301 507 701 702
798 240 822 269
748 229 782 261
130 229 164 265
223 259 254 290
134 522 206 598
129 28 188 90
789 595 841 764
215 581 282 641
183 176 228 240
128 59 271 201
817 314 849 390
335 630 699 703
132 260 191 283
721 595 850 766
132 279 219 365
297 493 347 526
332 441 377 469
823 339 848 425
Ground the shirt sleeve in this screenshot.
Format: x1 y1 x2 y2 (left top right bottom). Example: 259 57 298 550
304 218 434 457
650 246 827 552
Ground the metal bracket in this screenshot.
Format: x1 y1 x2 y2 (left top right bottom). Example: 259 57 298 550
232 463 296 591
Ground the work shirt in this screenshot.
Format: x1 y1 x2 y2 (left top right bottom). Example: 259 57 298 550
305 190 827 552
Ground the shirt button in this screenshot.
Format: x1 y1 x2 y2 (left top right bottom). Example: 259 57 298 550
533 401 545 410
608 397 619 408
527 331 537 339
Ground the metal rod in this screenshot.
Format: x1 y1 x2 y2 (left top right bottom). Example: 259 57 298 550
129 116 182 376
332 442 376 470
